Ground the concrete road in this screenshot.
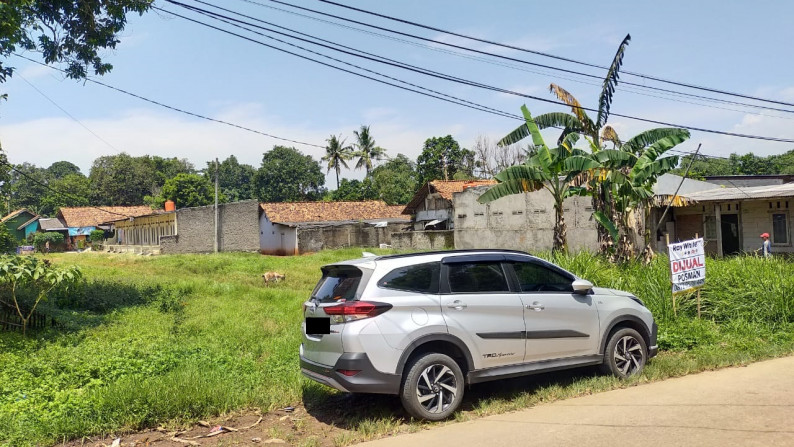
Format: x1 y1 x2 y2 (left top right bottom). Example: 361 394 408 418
361 356 794 447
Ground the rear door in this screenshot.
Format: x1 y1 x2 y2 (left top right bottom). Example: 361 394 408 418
507 260 599 362
440 255 526 369
302 265 363 367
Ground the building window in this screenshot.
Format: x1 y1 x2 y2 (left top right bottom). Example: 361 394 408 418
772 213 789 245
704 216 717 239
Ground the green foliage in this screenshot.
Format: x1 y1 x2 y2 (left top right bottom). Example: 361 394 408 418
205 155 256 202
675 149 794 177
39 173 91 215
0 251 792 445
371 154 419 205
322 135 354 188
0 255 81 335
157 173 219 209
353 125 387 177
0 0 154 83
0 225 17 253
254 146 326 202
89 229 105 244
32 232 64 251
46 161 82 179
89 154 195 206
328 178 377 201
416 135 475 185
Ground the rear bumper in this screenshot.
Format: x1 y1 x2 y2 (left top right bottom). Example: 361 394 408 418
300 351 401 395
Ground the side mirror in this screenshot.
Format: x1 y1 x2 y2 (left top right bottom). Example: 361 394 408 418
572 279 593 294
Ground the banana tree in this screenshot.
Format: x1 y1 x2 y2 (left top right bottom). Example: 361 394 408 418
478 106 598 253
566 128 690 261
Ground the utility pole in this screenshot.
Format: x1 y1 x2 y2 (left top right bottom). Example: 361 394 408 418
214 157 219 253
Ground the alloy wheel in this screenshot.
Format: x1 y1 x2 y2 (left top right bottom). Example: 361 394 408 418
415 364 458 414
613 335 644 376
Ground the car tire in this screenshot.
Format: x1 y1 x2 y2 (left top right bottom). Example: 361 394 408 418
400 353 464 421
601 328 648 378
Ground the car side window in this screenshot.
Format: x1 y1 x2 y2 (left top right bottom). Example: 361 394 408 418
511 262 573 293
448 262 509 293
378 262 440 293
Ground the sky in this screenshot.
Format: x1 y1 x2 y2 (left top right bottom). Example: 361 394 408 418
1 0 793 187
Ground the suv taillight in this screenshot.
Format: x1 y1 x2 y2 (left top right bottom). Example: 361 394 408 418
323 301 392 323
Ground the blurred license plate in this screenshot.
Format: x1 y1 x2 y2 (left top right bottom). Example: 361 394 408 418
306 317 330 335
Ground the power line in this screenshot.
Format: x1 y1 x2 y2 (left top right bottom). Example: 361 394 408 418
12 54 325 149
0 160 137 219
200 0 794 121
16 73 126 154
311 0 794 110
253 0 794 117
166 1 794 144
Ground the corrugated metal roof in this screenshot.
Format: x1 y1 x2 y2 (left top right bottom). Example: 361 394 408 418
679 183 794 203
39 218 68 231
653 174 722 196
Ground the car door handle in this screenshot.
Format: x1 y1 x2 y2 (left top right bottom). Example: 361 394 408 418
526 302 545 311
447 300 467 310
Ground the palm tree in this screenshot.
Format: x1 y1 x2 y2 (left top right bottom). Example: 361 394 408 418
478 106 598 253
353 125 387 177
321 134 353 189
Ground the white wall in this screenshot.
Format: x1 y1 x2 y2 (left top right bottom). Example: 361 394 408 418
259 213 298 255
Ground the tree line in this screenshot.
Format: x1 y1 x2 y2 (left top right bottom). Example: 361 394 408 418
0 124 529 217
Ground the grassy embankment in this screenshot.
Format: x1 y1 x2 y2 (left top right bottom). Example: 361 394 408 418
1 250 793 446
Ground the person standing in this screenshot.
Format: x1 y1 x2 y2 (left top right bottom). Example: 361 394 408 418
44 240 50 255
760 232 772 257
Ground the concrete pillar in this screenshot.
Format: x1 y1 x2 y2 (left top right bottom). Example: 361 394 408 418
715 203 723 258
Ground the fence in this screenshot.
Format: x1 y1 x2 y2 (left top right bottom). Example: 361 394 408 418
0 304 51 332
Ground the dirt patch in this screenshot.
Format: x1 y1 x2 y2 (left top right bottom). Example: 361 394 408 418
61 405 361 447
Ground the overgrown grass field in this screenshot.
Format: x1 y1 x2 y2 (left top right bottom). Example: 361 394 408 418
1 250 793 446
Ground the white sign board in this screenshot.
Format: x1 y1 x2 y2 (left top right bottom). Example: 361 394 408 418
668 238 705 294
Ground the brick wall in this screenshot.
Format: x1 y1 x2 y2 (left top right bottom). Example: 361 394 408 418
296 222 406 253
160 200 260 254
390 230 454 250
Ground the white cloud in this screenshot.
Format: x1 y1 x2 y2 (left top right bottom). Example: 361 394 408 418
0 103 478 188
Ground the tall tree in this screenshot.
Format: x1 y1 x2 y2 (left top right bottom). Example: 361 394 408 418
253 146 325 202
205 155 256 202
46 161 82 179
416 135 475 185
353 125 387 177
39 173 91 216
371 154 419 205
88 153 155 205
0 0 153 84
157 173 218 209
328 178 377 201
6 162 48 214
321 134 353 189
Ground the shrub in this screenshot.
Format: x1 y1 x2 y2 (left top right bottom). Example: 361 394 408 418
33 232 65 251
89 229 105 244
0 224 17 253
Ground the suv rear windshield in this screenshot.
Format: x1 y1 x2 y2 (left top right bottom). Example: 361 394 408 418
312 266 362 303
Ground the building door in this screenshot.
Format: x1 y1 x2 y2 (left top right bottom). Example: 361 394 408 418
721 214 741 255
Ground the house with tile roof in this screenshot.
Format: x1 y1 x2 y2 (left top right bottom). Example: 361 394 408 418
56 206 159 248
260 200 409 255
1 209 38 241
402 180 496 231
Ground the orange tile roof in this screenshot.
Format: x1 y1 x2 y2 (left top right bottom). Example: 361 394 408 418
58 206 158 227
261 201 410 224
403 180 496 214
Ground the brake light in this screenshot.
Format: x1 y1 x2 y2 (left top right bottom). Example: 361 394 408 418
336 369 361 377
323 301 392 323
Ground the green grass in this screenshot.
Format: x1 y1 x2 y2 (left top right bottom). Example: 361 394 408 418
1 249 793 446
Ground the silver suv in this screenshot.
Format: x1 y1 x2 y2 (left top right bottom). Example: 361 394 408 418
300 250 657 420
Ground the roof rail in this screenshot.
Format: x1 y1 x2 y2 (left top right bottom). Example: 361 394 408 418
375 248 531 261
